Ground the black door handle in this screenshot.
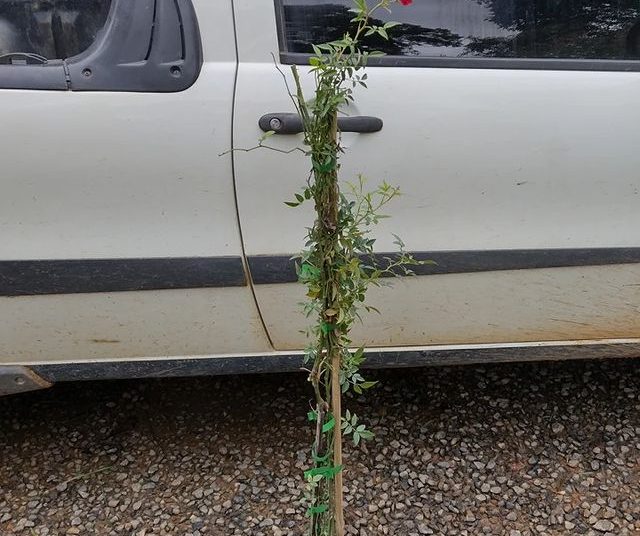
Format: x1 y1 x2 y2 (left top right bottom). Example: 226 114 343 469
259 113 383 135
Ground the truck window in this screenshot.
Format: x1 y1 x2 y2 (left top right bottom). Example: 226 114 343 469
277 0 640 69
0 0 111 61
0 0 202 91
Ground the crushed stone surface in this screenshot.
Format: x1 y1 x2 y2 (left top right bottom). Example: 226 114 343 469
1 359 640 535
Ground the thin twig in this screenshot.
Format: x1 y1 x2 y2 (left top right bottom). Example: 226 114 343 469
272 52 303 117
219 144 306 157
48 465 113 493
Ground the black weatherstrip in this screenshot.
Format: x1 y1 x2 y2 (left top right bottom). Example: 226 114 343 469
248 248 640 285
280 52 640 72
0 257 246 297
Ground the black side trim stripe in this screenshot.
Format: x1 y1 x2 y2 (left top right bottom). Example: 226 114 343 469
248 248 640 285
0 257 246 297
3 248 640 296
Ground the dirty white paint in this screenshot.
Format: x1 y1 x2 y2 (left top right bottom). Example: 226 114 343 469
253 264 640 350
0 288 270 364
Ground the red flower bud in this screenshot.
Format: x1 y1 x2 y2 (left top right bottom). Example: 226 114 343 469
399 0 412 5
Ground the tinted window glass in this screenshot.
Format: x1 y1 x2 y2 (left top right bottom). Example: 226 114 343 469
279 0 640 60
0 0 111 61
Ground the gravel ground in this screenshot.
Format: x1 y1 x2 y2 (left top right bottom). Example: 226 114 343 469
1 358 640 535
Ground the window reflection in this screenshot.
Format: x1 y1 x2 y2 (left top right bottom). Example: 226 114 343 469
0 0 111 60
281 0 640 60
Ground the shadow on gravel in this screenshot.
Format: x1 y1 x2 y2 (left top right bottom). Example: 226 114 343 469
1 358 640 535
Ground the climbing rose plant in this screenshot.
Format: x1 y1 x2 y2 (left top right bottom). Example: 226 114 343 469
275 1 418 534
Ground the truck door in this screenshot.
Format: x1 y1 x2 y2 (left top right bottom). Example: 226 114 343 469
233 0 640 351
0 0 271 366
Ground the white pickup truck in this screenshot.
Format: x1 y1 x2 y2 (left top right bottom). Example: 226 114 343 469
2 0 640 396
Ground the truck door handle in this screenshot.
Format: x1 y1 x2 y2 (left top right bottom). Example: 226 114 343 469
259 113 383 135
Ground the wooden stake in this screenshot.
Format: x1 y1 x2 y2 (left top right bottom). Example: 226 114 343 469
328 110 345 536
331 348 344 536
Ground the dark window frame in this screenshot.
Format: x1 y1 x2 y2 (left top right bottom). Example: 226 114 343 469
0 0 203 91
274 0 640 72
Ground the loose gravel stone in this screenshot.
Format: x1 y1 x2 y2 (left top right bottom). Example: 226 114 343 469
593 519 615 532
1 359 640 535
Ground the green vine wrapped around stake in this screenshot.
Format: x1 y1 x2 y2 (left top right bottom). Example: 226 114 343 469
277 1 418 534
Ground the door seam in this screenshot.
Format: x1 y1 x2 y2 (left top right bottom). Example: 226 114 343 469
229 0 276 349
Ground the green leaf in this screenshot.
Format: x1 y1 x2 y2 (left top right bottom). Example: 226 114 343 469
391 233 406 248
313 156 337 173
307 504 328 516
284 201 300 207
307 410 317 422
364 305 381 315
322 416 335 433
304 465 342 480
258 130 275 142
320 322 335 335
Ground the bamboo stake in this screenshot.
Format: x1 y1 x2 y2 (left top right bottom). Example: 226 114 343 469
331 347 344 535
328 111 345 536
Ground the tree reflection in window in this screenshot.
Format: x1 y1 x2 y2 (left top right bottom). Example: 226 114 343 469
0 0 111 60
280 0 640 60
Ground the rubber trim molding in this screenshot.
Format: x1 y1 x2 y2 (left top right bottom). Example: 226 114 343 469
0 257 246 296
2 248 640 296
247 248 640 285
280 52 640 72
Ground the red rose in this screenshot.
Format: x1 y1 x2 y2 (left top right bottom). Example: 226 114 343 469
398 0 412 5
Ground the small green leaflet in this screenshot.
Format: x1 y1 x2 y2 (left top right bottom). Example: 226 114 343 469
320 322 335 335
313 156 336 173
322 416 335 433
307 504 328 516
304 465 343 480
299 262 320 280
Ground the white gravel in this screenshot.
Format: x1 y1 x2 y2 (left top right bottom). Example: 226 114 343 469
1 358 640 535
